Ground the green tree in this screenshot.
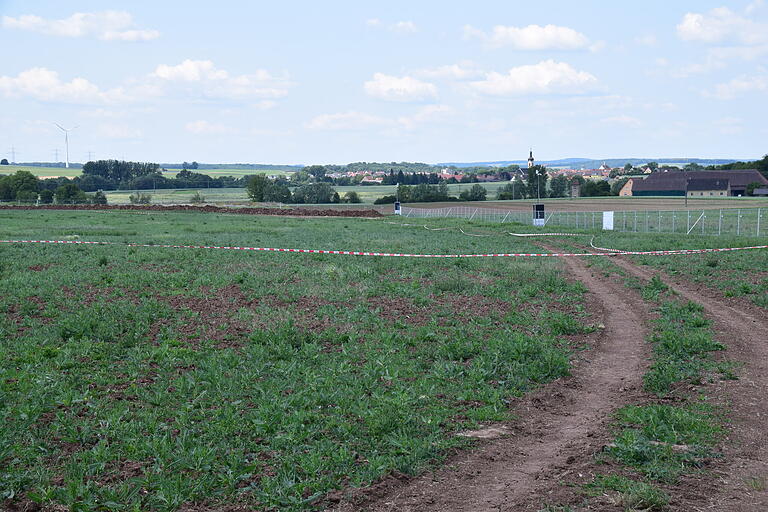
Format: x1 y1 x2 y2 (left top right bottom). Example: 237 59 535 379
0 170 39 200
91 190 108 205
291 182 336 203
581 180 611 197
304 165 327 180
0 158 8 165
246 175 270 202
459 184 487 201
646 161 659 172
343 191 362 203
550 175 568 198
623 163 633 173
746 182 763 196
39 189 54 204
262 182 292 203
527 165 548 199
683 162 703 171
55 183 88 204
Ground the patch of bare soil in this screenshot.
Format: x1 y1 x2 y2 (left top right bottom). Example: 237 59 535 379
330 249 651 511
607 255 768 511
0 204 382 218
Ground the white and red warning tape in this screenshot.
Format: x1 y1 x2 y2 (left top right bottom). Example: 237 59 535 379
1 239 767 258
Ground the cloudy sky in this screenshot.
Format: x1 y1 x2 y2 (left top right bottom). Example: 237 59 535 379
1 0 767 164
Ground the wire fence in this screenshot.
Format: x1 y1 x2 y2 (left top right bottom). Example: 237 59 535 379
401 206 766 237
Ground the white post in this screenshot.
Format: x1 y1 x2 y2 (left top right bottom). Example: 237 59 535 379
758 208 761 236
718 209 722 236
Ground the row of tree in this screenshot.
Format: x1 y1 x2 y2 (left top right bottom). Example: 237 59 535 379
245 176 361 204
0 170 104 204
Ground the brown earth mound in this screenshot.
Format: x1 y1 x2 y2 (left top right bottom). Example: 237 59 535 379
0 204 382 217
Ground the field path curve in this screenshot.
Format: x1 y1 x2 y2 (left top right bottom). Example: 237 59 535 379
606 255 768 511
332 250 650 511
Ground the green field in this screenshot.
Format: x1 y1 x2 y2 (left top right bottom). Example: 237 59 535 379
0 165 83 178
591 231 768 308
0 210 595 511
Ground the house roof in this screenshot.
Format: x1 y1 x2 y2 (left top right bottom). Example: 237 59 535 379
687 178 729 191
632 169 767 192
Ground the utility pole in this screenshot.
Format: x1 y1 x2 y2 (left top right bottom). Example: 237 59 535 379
53 148 59 163
9 146 17 163
87 150 95 162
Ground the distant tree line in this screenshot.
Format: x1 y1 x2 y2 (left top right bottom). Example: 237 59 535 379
0 170 106 204
708 154 768 179
79 160 248 191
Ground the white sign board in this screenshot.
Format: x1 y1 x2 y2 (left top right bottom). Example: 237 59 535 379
602 211 614 230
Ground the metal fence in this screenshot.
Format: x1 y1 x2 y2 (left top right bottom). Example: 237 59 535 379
400 206 766 237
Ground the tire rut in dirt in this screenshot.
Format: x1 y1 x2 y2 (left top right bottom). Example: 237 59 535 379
332 254 650 512
606 256 768 511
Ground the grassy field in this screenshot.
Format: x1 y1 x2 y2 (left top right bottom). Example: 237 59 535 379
0 211 597 511
0 165 83 178
589 232 768 308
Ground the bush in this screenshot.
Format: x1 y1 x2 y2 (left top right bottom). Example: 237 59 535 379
129 192 152 204
342 191 362 203
190 191 206 203
374 195 397 204
459 184 487 201
55 183 89 204
16 190 39 203
91 190 108 205
292 182 336 204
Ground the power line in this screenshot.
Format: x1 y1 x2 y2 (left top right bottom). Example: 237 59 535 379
9 146 17 163
87 150 95 161
53 149 59 162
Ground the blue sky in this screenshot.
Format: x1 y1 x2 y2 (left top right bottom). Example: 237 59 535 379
1 0 767 164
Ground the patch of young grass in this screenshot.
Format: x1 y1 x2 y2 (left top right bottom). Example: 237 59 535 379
586 474 669 511
606 404 722 482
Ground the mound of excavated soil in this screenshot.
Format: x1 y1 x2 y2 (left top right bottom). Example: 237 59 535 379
0 204 382 218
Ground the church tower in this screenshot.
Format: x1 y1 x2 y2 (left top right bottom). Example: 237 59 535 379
527 149 535 169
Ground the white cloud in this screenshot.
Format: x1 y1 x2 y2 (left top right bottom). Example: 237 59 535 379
152 59 291 100
676 7 767 45
0 67 126 103
746 0 765 14
1 11 159 41
415 62 482 80
364 73 437 102
185 120 233 134
365 18 417 33
306 105 454 132
469 60 598 96
463 24 590 50
706 75 768 99
390 20 417 33
305 111 394 131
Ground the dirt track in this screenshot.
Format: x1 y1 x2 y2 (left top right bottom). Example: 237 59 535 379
333 248 768 511
608 256 768 511
0 204 382 218
332 249 651 511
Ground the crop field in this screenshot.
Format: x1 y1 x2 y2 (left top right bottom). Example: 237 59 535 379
0 166 83 179
2 208 767 511
0 210 595 511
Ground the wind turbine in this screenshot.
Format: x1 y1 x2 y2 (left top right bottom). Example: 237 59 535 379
54 123 78 168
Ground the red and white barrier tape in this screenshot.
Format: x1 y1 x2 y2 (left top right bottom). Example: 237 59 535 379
1 239 767 258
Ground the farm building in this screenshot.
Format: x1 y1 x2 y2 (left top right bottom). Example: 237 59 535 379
624 169 767 197
686 178 729 197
